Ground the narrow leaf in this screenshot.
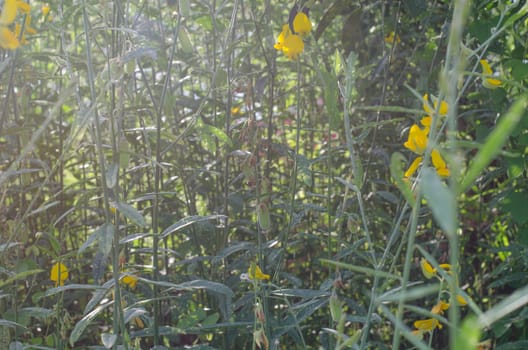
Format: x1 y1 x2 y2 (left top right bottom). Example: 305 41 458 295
422 167 457 236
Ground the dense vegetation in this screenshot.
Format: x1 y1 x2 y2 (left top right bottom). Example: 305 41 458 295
1 0 528 349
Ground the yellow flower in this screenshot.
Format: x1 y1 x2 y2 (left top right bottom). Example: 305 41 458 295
456 294 468 306
404 156 422 178
0 26 18 48
248 262 270 281
274 24 290 51
479 59 502 89
282 34 304 60
122 274 138 289
423 94 448 117
384 31 400 44
50 262 69 286
414 318 442 331
431 149 450 177
431 300 450 314
404 124 429 155
420 258 437 279
293 12 311 36
42 4 50 17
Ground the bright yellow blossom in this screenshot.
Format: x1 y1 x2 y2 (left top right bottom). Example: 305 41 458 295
420 258 437 279
293 12 311 36
423 94 448 117
431 149 450 177
248 262 270 281
479 59 502 89
456 294 468 306
274 24 290 51
0 0 31 50
384 31 400 44
414 318 442 331
404 124 429 155
282 34 304 61
50 262 69 286
404 156 422 178
122 274 138 289
431 300 450 315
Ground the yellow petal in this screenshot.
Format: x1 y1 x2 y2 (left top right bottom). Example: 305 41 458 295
282 34 304 60
0 0 18 25
404 156 423 178
122 275 138 289
16 1 30 14
404 124 428 155
456 294 468 306
293 12 311 36
414 318 440 331
420 258 436 279
480 59 502 89
50 262 69 285
0 26 19 49
431 149 450 177
248 263 270 281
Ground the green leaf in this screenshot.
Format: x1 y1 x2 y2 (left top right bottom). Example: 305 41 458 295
455 316 480 350
114 202 147 227
320 259 402 281
257 203 271 231
319 70 339 129
70 302 113 346
160 215 225 239
422 167 457 236
0 269 44 289
390 152 416 207
101 333 117 349
97 223 114 258
460 94 528 192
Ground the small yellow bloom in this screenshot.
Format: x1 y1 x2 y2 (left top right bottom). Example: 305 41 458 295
293 12 311 36
414 318 442 331
420 258 436 279
50 262 69 286
248 263 270 281
404 156 422 178
274 24 290 51
122 274 138 289
404 124 429 155
456 294 468 306
431 300 450 314
423 94 448 117
0 0 18 25
42 4 50 17
420 116 432 128
431 149 450 177
384 31 400 44
0 26 18 49
479 59 502 89
282 33 304 61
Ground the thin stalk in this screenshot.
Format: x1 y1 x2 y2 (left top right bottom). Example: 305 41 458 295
81 1 123 348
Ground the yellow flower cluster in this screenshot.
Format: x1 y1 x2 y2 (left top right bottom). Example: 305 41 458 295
274 10 312 60
0 0 34 50
479 59 502 89
412 259 468 338
50 262 69 286
404 94 450 178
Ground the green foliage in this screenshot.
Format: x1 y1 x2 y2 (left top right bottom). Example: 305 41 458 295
1 0 528 349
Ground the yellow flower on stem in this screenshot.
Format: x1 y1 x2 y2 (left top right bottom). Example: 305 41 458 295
423 94 448 117
420 258 437 279
431 149 450 177
50 262 69 286
384 31 400 44
455 294 468 306
479 59 502 89
248 262 270 281
404 156 422 179
282 34 304 61
431 300 450 315
122 274 138 290
293 12 311 36
414 318 442 331
274 24 290 51
0 0 19 49
404 124 429 155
